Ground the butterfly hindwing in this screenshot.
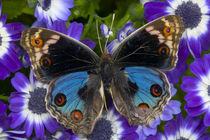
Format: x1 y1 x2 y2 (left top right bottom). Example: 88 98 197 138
20 28 99 82
46 71 104 134
112 15 184 70
111 67 170 126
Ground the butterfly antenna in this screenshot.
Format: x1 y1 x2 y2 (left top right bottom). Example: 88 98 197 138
96 20 103 54
104 13 115 54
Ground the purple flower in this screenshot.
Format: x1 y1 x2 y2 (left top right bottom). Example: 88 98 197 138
181 54 210 126
106 22 136 54
8 71 60 139
34 0 74 26
0 0 25 80
0 100 26 140
48 20 96 50
136 84 181 139
147 114 209 140
144 0 210 58
71 102 139 140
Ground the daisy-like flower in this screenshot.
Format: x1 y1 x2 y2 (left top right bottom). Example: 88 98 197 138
181 54 210 126
0 0 24 80
8 71 60 139
48 20 96 50
105 21 136 54
147 114 209 140
71 102 139 140
144 0 210 58
136 84 181 139
0 100 26 140
34 0 74 26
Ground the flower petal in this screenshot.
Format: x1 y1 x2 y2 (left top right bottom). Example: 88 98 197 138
11 72 31 92
204 110 210 126
67 22 83 40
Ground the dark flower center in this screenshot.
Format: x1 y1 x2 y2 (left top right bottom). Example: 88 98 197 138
28 87 48 114
208 85 210 96
87 118 113 140
38 0 51 11
175 1 202 29
178 137 189 140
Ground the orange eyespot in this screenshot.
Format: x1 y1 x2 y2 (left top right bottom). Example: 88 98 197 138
31 35 43 48
163 24 174 37
150 84 162 97
40 56 52 69
71 110 83 123
54 93 66 107
158 46 169 56
138 103 149 117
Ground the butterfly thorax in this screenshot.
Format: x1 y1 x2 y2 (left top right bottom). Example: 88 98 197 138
100 53 113 106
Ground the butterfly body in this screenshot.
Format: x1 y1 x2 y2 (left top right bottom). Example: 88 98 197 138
20 15 184 134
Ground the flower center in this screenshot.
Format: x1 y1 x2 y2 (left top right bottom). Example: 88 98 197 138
28 87 48 114
178 137 189 140
38 0 51 11
175 1 202 29
87 118 113 140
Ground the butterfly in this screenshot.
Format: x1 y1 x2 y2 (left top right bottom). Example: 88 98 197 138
20 15 184 134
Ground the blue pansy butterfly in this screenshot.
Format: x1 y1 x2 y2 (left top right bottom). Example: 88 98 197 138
20 15 184 134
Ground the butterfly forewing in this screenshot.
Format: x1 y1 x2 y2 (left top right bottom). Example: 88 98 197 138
112 15 184 70
21 28 100 82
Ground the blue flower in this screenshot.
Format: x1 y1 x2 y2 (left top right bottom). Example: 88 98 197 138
48 20 96 50
34 0 74 26
181 54 210 126
144 0 210 58
0 0 25 80
147 114 209 140
71 102 139 140
100 24 113 38
106 21 136 54
0 100 26 140
136 84 181 139
8 71 60 139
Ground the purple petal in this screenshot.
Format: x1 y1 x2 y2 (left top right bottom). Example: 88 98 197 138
67 22 83 40
181 76 200 92
136 127 146 140
203 54 210 73
0 48 22 72
187 95 206 108
184 116 201 132
200 134 210 140
0 100 7 114
178 38 189 62
0 14 7 24
184 104 206 116
49 20 67 34
9 112 26 129
149 117 160 128
160 108 173 121
107 39 120 54
34 118 45 139
164 119 177 138
144 2 170 22
204 111 210 126
193 118 208 137
100 24 109 38
80 39 96 50
117 30 126 42
147 132 166 140
142 125 157 136
24 115 34 137
167 100 181 114
187 37 201 58
32 20 47 28
43 115 60 133
11 72 30 92
190 58 207 80
34 6 44 21
0 63 10 80
5 23 23 36
0 115 10 131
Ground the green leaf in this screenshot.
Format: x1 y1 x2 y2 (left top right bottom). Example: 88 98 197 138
2 0 28 19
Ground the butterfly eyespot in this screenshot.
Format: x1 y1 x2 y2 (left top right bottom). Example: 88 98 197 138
138 103 149 116
40 56 52 69
31 35 43 48
54 93 66 107
81 50 86 54
71 110 83 123
158 46 169 56
163 24 174 37
150 84 162 97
